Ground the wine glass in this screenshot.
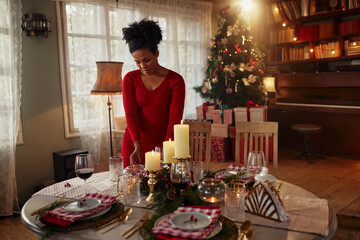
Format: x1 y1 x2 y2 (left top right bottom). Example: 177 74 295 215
75 154 94 194
170 160 191 189
247 151 266 174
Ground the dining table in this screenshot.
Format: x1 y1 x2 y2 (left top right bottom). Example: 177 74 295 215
21 171 337 240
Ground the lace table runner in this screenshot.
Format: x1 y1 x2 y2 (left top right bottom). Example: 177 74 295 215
34 172 151 208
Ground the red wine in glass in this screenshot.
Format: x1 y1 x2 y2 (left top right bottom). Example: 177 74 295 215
75 154 94 194
76 168 94 180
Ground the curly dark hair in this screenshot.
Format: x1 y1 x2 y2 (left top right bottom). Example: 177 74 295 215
122 19 163 54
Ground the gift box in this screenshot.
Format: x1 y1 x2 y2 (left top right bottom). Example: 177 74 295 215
211 124 229 138
233 106 267 122
196 104 214 120
231 136 274 164
196 136 230 162
212 109 233 124
210 137 231 162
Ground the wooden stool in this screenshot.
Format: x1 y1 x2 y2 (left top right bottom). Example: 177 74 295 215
291 124 322 163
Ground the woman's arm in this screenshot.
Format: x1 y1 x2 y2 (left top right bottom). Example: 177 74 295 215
166 74 186 140
122 73 142 163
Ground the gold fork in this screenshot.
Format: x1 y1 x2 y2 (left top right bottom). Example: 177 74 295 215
121 211 150 239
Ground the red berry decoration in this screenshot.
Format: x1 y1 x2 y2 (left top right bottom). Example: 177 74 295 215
190 215 194 220
194 218 198 222
259 70 264 75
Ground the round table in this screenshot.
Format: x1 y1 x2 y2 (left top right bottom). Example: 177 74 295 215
21 172 337 240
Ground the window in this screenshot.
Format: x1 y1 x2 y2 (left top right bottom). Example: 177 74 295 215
57 0 212 138
0 0 22 145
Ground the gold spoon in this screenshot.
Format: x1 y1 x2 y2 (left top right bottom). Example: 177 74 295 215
95 208 132 232
102 208 133 234
238 220 252 240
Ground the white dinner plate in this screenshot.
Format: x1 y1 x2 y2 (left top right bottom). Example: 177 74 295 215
224 170 238 177
64 198 101 213
170 212 211 230
83 205 111 219
154 214 222 239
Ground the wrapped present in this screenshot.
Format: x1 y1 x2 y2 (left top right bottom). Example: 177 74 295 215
195 136 230 162
210 137 230 162
196 102 214 120
211 124 229 138
232 136 274 164
213 109 233 124
233 103 267 122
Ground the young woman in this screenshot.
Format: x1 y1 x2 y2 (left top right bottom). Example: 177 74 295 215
121 19 185 167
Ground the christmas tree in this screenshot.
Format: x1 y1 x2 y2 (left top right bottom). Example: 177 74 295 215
194 5 266 108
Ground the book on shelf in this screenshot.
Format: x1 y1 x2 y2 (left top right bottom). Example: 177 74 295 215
299 25 319 41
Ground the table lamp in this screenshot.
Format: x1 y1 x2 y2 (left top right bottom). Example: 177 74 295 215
263 76 276 103
91 61 123 156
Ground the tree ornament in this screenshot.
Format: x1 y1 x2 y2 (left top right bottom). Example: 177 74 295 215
255 57 259 62
226 88 233 94
221 37 228 45
167 189 177 201
259 70 264 75
212 77 218 83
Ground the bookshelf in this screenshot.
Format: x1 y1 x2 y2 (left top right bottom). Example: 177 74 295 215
265 2 360 65
262 1 360 158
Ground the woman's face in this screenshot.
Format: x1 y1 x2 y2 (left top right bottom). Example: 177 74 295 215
132 48 159 76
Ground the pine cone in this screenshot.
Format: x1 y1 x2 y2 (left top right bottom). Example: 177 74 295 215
167 189 177 201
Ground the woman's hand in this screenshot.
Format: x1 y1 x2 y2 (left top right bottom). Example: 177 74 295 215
130 141 142 165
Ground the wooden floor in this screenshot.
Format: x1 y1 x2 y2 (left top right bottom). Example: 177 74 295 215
1 148 360 239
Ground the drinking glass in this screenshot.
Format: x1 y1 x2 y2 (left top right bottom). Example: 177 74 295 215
247 151 266 174
109 156 123 182
75 154 94 194
189 161 204 184
225 182 247 221
122 173 141 205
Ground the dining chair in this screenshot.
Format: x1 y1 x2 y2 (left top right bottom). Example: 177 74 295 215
235 121 278 177
183 120 212 170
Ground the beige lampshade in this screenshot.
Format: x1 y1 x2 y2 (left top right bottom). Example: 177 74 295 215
263 77 276 92
91 61 123 95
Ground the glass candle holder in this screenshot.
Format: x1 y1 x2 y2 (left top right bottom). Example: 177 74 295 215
122 173 140 205
197 178 226 203
124 164 147 178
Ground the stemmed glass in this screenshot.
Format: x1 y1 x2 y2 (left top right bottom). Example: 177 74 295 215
247 151 266 174
170 160 191 189
75 154 94 194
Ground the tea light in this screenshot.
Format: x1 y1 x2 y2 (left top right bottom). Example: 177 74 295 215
174 121 189 158
145 151 161 171
197 178 226 203
163 139 176 163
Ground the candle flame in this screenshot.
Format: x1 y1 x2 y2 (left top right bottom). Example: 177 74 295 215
210 197 217 203
152 150 154 155
169 139 171 143
181 120 183 124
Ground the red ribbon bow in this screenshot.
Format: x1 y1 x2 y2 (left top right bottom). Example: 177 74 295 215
245 101 259 122
202 102 214 119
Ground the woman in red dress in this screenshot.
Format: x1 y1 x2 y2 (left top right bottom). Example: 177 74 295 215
121 19 185 167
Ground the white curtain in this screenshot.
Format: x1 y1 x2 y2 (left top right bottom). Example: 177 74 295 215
60 0 211 167
0 0 22 215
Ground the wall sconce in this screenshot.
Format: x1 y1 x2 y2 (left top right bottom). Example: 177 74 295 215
21 13 51 37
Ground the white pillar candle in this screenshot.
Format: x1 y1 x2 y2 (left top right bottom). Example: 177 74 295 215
145 150 161 171
163 139 176 163
174 121 190 158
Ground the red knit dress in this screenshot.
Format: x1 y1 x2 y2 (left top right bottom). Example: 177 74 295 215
121 69 185 167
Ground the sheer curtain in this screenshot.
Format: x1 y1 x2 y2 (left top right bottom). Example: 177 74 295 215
59 0 211 167
0 0 22 215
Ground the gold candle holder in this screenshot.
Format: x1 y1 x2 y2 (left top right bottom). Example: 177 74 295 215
146 170 157 202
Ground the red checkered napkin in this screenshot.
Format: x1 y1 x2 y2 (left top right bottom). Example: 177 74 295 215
40 193 117 227
152 206 221 240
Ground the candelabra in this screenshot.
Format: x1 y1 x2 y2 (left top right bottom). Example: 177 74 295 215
146 170 157 202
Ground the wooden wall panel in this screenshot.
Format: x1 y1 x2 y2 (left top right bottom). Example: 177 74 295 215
268 104 360 158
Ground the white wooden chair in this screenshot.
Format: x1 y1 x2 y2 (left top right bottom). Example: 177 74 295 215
235 121 278 177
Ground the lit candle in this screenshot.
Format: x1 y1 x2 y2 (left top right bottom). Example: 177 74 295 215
209 197 218 203
145 150 161 171
174 121 189 158
163 139 176 163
